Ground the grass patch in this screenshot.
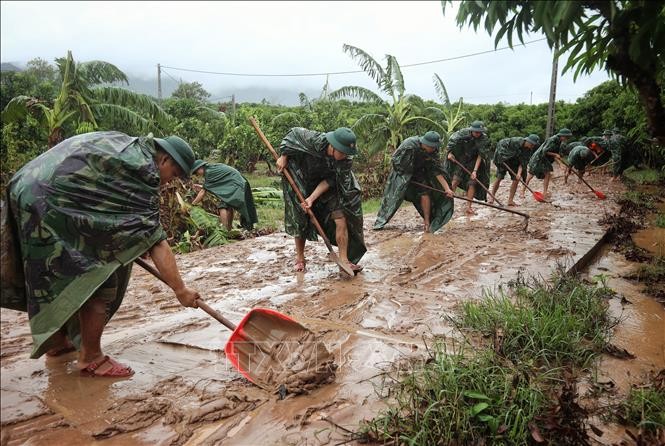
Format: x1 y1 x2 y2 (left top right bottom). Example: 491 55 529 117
460 273 616 368
656 213 665 228
363 197 382 215
623 167 665 185
615 370 665 440
357 273 615 445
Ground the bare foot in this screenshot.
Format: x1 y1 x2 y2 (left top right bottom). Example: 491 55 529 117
465 207 476 216
487 197 494 205
507 201 520 207
294 259 306 272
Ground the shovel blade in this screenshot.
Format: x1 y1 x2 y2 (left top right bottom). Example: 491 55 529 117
224 308 313 389
594 190 607 200
533 191 545 202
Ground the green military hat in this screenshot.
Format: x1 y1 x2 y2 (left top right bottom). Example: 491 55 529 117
602 129 612 136
154 135 195 177
525 134 540 146
326 127 357 155
470 120 486 132
191 159 208 174
557 128 573 137
420 130 442 149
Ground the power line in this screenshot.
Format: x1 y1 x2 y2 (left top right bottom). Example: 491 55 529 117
160 68 181 84
160 38 547 78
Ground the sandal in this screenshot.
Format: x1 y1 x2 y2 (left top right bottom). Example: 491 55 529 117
294 260 306 272
80 355 134 378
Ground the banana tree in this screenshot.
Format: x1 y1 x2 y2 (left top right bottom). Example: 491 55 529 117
429 73 467 143
330 45 444 169
2 50 171 148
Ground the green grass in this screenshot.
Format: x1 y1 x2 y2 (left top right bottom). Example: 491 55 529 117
623 167 665 185
460 273 616 368
363 197 382 215
617 387 665 432
656 213 665 228
358 273 616 445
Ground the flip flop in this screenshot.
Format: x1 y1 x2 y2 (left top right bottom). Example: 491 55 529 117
79 355 134 378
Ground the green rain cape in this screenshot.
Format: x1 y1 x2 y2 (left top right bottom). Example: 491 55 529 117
202 163 258 230
568 145 594 171
581 136 611 166
493 137 531 181
528 135 564 179
279 128 366 264
610 133 630 176
373 137 454 232
1 131 166 358
444 128 491 201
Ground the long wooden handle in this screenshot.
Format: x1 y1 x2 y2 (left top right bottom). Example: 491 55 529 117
248 117 335 253
451 158 504 207
502 162 532 192
412 181 529 219
134 257 237 331
556 158 596 192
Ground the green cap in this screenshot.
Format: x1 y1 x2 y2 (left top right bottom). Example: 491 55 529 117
557 128 573 137
602 129 612 136
525 134 540 146
420 131 442 149
154 135 195 177
470 121 486 132
325 127 357 155
191 159 208 174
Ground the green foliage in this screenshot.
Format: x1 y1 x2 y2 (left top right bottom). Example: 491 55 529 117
171 81 211 101
461 273 616 368
173 206 229 254
616 386 665 432
656 213 665 229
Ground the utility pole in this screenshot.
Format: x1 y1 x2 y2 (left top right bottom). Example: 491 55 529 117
231 94 236 116
545 46 559 138
157 63 162 100
530 91 533 105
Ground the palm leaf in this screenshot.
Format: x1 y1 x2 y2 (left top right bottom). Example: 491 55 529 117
2 95 35 122
402 116 446 134
342 44 386 87
77 60 129 85
433 73 451 107
386 55 405 99
329 86 384 104
91 103 151 132
92 87 172 129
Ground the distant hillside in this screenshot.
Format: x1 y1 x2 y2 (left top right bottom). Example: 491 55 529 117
1 62 22 72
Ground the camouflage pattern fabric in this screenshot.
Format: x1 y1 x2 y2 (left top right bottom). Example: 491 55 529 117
374 137 454 232
493 137 531 181
561 141 581 157
528 135 564 179
610 134 629 176
202 163 258 230
581 136 611 166
444 128 491 200
568 145 594 171
1 131 166 358
279 128 366 264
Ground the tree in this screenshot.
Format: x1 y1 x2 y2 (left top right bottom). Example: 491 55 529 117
329 45 444 168
2 51 171 148
172 81 211 102
441 1 665 146
429 73 467 143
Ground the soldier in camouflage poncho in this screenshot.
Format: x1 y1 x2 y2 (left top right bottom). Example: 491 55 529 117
444 121 491 215
373 131 455 233
489 134 540 206
524 128 572 197
276 127 366 274
610 128 630 181
564 145 596 185
190 160 258 230
584 132 611 168
1 131 200 377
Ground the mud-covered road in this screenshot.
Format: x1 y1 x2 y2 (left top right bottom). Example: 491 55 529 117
1 173 663 445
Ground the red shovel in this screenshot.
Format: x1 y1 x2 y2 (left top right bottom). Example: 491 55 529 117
502 162 547 203
134 258 314 390
556 158 606 200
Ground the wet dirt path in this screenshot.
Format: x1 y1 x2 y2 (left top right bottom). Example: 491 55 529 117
1 171 658 445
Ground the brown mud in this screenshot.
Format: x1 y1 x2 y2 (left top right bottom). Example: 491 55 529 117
1 170 663 445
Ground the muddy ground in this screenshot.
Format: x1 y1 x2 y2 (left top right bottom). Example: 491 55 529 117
1 172 663 445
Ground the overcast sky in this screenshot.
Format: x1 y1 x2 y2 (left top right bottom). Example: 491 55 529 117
1 1 611 104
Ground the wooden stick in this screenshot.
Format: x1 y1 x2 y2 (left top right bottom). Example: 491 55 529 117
450 158 504 206
411 181 530 219
248 117 354 277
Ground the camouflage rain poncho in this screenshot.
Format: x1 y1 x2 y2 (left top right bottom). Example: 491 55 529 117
610 133 629 176
444 128 491 201
528 135 564 179
581 136 611 166
568 145 594 171
373 137 454 232
1 131 166 358
493 137 532 181
202 163 258 230
279 128 366 264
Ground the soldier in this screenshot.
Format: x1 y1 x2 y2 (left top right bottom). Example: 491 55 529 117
190 160 258 230
564 145 596 185
445 120 491 215
1 132 200 377
276 127 366 274
610 128 629 182
524 128 573 197
489 134 540 206
373 131 455 233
